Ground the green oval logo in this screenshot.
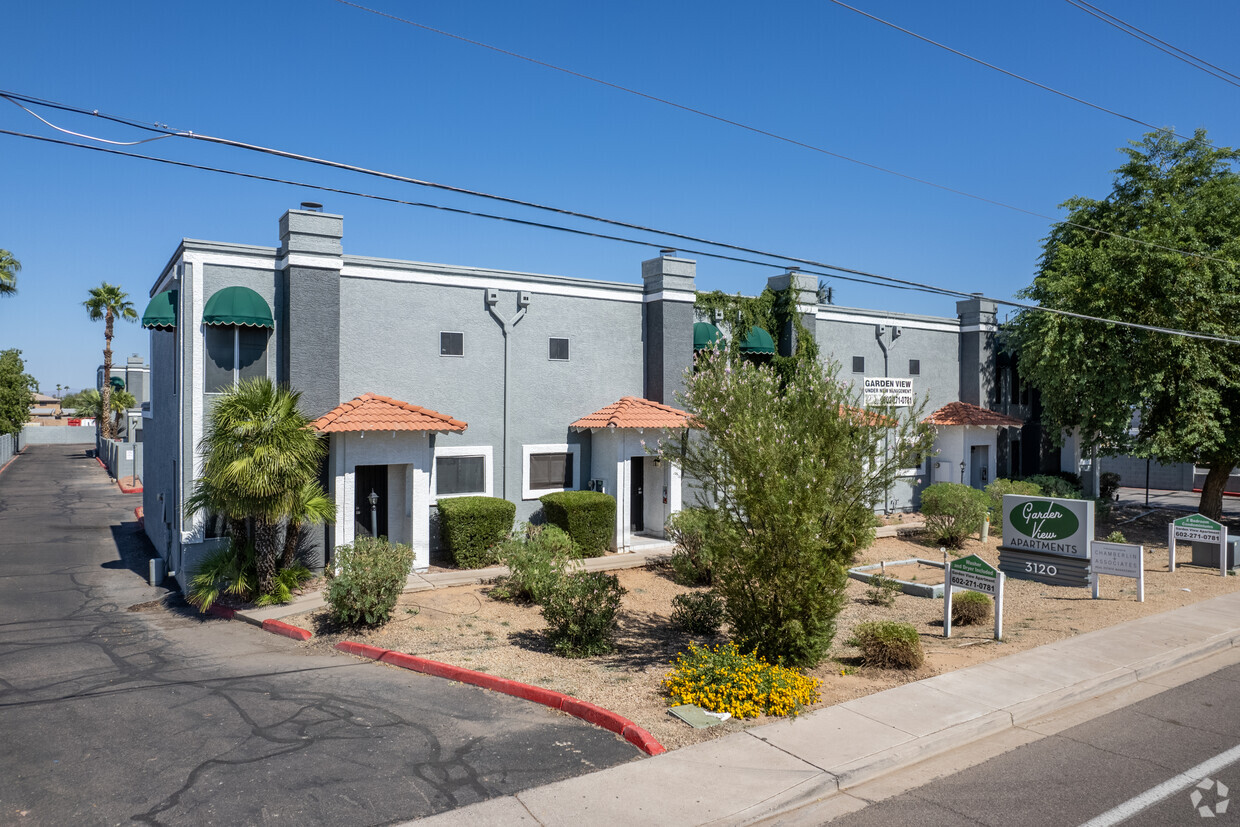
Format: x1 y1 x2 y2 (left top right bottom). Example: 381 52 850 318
1008 500 1079 540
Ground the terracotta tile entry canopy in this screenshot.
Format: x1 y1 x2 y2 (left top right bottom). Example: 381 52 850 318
312 393 468 434
924 401 1024 428
571 396 691 431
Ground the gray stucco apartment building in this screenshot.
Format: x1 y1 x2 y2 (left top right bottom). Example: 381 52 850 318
142 208 1024 591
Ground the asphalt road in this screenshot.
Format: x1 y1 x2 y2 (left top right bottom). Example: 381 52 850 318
828 659 1240 826
0 446 638 825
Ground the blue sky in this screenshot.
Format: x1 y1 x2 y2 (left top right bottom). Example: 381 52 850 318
4 0 1240 392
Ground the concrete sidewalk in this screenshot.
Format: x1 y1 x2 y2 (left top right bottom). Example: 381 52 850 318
409 589 1240 827
237 522 923 625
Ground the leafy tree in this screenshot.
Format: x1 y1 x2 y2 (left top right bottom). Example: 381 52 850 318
187 378 332 595
1012 129 1240 519
83 282 137 441
661 348 933 668
0 349 37 436
0 250 19 297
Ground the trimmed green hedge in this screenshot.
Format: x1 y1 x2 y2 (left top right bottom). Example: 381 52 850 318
437 496 515 568
539 490 616 558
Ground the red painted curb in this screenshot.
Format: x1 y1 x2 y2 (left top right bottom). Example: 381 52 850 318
95 456 107 471
335 639 665 755
134 506 144 529
262 619 313 641
0 452 19 477
119 483 143 494
206 605 236 620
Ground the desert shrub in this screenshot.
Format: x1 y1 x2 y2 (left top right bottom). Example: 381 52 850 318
188 541 311 611
984 478 1042 533
921 483 989 549
1104 530 1127 543
326 536 415 627
540 571 626 657
437 496 515 568
539 491 616 557
1099 472 1122 501
952 591 993 626
849 621 925 669
491 523 572 603
666 507 716 586
865 574 900 607
671 591 726 635
1023 474 1082 499
662 642 820 718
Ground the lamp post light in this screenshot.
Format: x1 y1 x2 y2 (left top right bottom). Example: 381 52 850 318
367 489 379 538
960 459 967 485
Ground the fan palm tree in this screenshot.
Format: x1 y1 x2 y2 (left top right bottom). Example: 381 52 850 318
281 479 336 569
83 283 137 440
188 378 330 595
0 250 19 296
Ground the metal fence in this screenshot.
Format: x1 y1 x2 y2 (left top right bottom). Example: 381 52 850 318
0 432 19 468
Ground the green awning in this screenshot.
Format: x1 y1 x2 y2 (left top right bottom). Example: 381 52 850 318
203 286 274 328
141 289 178 330
109 376 126 390
739 326 775 354
693 322 724 351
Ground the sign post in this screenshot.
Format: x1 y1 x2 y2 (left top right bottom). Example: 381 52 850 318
1169 514 1228 576
1090 541 1145 602
943 554 1004 641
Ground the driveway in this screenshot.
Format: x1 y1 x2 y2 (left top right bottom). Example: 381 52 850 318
0 446 638 825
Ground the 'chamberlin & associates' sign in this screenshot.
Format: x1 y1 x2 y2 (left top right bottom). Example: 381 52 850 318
1001 495 1095 560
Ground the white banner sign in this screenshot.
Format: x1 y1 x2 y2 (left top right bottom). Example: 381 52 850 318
1091 541 1144 602
863 377 914 407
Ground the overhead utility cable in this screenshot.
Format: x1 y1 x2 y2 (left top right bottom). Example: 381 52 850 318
1064 0 1240 88
4 89 1238 272
827 0 1193 143
4 127 1237 347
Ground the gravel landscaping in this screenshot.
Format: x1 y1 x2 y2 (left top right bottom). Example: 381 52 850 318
287 504 1240 752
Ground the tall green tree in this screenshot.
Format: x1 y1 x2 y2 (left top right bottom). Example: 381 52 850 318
663 349 933 668
1013 129 1240 519
187 378 331 595
0 349 38 436
0 250 19 297
83 282 137 441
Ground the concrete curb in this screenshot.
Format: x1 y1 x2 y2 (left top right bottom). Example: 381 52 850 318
263 619 313 641
93 454 142 493
334 640 667 756
0 450 20 478
134 506 144 529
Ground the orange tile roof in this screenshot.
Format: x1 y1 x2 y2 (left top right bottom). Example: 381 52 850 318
924 401 1024 428
312 393 467 434
570 396 691 430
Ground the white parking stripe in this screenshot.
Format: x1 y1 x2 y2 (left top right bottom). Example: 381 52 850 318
1079 742 1240 826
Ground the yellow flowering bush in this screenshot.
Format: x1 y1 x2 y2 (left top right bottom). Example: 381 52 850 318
662 642 820 719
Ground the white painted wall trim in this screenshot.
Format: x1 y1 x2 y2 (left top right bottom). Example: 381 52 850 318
276 252 344 271
817 308 960 333
342 264 645 304
430 444 494 503
960 323 999 333
642 291 696 304
521 442 582 500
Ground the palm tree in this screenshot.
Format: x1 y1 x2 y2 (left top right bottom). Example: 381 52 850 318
0 250 19 296
70 387 135 428
188 378 331 595
83 283 137 441
281 479 336 569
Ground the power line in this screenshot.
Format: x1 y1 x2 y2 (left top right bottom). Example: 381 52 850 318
1064 0 1240 88
4 126 1237 347
827 0 1192 142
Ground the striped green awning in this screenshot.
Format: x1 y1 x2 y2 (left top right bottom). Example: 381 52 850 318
739 326 775 354
693 322 724 351
203 286 274 328
141 289 178 330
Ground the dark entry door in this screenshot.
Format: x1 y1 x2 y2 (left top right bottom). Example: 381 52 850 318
355 465 388 539
630 457 644 532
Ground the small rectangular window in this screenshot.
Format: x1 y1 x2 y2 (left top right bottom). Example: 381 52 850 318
237 327 268 382
440 332 464 357
435 455 485 496
549 337 569 361
204 327 235 394
529 452 572 490
852 356 865 373
909 359 920 376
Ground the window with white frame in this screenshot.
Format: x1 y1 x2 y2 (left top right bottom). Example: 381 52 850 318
549 337 569 361
440 331 464 357
205 326 268 393
432 444 493 499
522 443 580 500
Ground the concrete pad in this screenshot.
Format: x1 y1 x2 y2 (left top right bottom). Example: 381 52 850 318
838 681 997 737
1005 668 1137 725
922 661 1062 709
984 645 1130 686
404 796 538 826
515 732 826 826
751 706 914 771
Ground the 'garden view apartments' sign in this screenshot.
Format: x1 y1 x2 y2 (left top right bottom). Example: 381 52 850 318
863 377 914 407
998 495 1095 587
